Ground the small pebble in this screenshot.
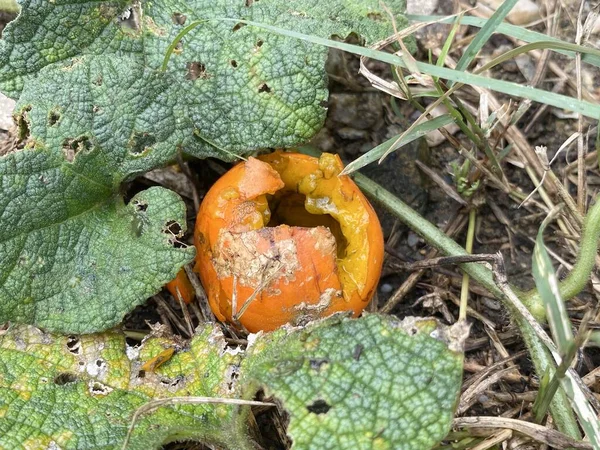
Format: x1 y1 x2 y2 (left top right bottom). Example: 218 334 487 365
407 231 421 249
380 283 394 294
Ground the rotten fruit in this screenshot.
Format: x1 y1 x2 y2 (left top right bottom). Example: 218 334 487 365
191 151 384 333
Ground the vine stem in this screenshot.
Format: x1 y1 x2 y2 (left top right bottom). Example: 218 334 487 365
352 172 582 439
522 195 600 306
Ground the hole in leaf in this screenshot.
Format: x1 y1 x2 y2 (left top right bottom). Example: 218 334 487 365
66 335 81 355
186 61 209 80
89 381 112 396
309 358 329 372
15 105 32 141
353 344 363 361
230 60 238 68
367 12 383 21
256 39 264 48
137 370 146 378
48 110 61 126
319 100 328 108
129 131 156 156
174 41 183 54
54 373 79 385
164 220 183 237
171 12 187 25
62 136 92 163
160 376 183 388
232 22 246 32
244 0 254 6
133 201 148 212
307 399 331 415
118 5 141 31
258 83 271 93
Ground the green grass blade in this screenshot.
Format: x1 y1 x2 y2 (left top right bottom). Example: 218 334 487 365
340 114 454 175
437 14 463 68
408 14 600 68
532 210 574 354
532 210 600 448
454 0 519 72
227 19 600 119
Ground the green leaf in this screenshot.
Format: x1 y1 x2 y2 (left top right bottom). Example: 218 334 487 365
0 315 466 449
1 0 411 159
0 146 195 333
243 314 466 450
0 0 411 332
0 324 253 450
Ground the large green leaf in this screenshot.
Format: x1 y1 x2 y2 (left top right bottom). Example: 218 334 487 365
1 0 411 159
0 0 411 332
0 315 464 450
0 145 195 333
243 314 466 450
0 324 252 450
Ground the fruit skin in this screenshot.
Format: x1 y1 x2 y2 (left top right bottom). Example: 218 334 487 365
194 151 384 333
166 268 195 304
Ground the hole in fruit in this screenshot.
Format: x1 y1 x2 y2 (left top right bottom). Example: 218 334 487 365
62 136 92 163
186 61 209 80
232 22 246 31
306 399 331 415
258 82 271 93
171 12 187 25
54 373 79 385
267 192 348 258
48 110 61 126
129 131 156 156
230 59 238 68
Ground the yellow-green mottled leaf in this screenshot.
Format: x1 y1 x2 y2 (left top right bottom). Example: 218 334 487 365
0 324 252 450
243 314 466 450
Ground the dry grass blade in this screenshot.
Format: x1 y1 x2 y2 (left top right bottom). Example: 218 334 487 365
453 417 593 449
122 397 276 450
